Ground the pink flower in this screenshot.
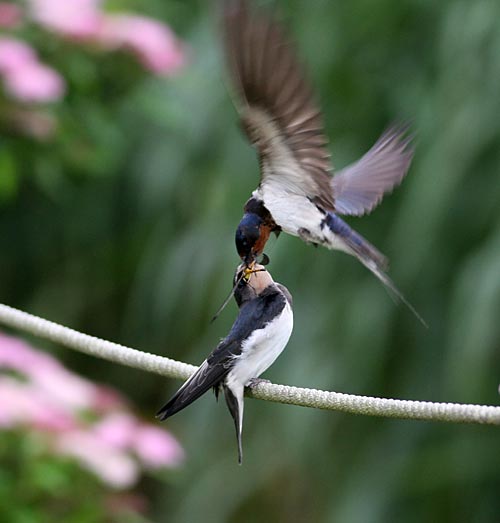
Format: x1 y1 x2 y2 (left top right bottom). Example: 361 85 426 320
93 413 185 469
133 425 184 468
3 60 65 102
0 38 36 74
55 431 139 489
28 0 102 38
0 332 60 374
92 385 126 413
98 14 185 75
0 378 76 431
0 38 65 102
0 332 184 487
30 365 97 411
26 1 186 75
0 333 91 409
93 412 137 450
0 2 22 28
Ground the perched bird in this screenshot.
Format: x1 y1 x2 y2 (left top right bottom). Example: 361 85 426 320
157 263 293 464
223 0 417 314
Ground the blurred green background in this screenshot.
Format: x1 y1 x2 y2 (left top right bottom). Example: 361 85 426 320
1 0 500 521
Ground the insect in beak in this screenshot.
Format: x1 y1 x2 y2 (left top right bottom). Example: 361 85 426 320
210 264 267 324
242 261 256 281
243 265 266 282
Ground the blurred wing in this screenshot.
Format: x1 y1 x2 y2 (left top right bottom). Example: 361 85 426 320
223 0 335 210
331 125 414 216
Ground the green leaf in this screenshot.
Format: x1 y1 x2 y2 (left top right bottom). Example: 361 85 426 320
0 149 18 203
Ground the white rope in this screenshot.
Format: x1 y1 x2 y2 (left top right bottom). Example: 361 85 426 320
1 303 499 426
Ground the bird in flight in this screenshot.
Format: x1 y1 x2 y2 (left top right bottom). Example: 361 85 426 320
157 263 293 464
223 0 420 318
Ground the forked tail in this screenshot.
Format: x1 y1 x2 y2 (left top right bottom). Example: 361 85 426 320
324 213 427 327
224 384 244 465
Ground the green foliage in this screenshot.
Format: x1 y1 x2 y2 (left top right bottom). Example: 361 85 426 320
1 0 500 522
0 431 108 523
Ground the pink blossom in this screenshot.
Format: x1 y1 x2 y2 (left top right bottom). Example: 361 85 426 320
28 0 102 38
0 332 184 486
0 378 75 431
0 333 91 408
133 425 184 468
0 38 65 102
0 38 36 74
92 385 126 413
26 0 186 75
0 332 61 374
30 365 97 411
3 60 65 102
93 412 138 450
98 14 185 75
0 2 22 28
55 431 139 489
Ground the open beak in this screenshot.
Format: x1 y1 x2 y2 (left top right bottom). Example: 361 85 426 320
244 252 269 269
244 254 256 268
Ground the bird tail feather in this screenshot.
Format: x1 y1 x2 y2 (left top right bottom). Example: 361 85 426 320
224 385 244 465
325 213 427 327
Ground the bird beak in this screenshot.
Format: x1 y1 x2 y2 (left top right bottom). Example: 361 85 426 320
244 251 269 270
259 253 270 266
244 253 256 268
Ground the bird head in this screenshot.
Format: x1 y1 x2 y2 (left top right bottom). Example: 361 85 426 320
210 261 274 322
233 263 274 306
235 212 272 266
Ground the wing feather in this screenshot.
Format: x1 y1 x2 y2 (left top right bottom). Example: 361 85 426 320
332 125 414 216
223 2 413 216
156 355 231 421
223 0 335 209
157 285 287 421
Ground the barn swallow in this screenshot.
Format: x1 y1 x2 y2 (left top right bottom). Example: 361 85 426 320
223 1 419 316
157 263 293 464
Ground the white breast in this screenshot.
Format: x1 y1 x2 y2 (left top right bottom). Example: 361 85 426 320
254 186 351 253
226 302 293 389
253 185 323 238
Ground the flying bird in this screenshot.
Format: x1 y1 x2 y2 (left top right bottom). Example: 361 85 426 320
223 0 418 315
157 263 293 464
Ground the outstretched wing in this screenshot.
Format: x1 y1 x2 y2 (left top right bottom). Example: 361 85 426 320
331 125 414 216
223 0 335 210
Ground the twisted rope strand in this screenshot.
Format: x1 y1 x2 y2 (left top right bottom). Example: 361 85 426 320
1 303 499 425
